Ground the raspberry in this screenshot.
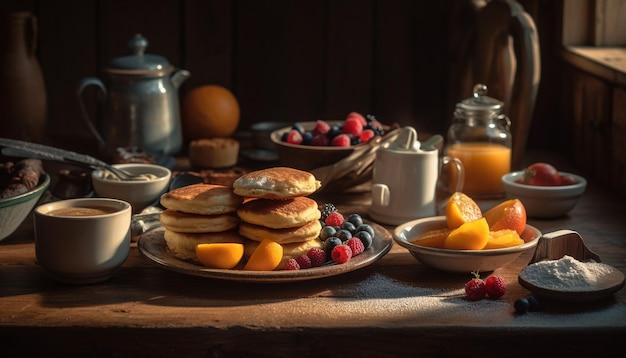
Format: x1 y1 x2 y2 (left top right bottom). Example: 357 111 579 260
295 254 312 269
346 112 367 126
464 272 486 301
312 120 331 135
286 129 303 144
331 134 351 147
331 244 352 264
324 237 342 261
342 117 363 137
359 129 375 143
311 133 330 146
283 258 300 270
345 237 364 256
485 275 507 299
324 211 344 227
307 247 326 267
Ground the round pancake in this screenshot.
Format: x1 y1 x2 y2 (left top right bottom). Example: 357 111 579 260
160 209 239 233
160 183 243 215
239 219 322 244
164 229 245 262
232 167 321 199
244 238 324 269
237 197 321 228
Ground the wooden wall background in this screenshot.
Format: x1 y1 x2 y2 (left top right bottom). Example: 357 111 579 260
1 0 558 157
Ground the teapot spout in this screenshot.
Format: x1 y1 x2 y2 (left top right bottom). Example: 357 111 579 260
171 69 190 88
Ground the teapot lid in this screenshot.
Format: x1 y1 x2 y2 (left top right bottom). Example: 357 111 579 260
106 34 173 75
456 84 503 112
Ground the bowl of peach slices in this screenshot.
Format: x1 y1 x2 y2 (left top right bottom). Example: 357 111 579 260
393 192 541 273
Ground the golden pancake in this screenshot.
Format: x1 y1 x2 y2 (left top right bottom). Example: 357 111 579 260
239 219 322 244
244 238 324 269
160 183 243 215
232 167 321 199
164 229 245 262
237 197 321 228
159 209 239 233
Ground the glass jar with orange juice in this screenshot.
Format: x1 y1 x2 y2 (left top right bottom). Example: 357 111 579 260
446 84 511 198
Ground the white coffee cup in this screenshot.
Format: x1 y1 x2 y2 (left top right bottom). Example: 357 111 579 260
34 198 131 284
369 127 464 225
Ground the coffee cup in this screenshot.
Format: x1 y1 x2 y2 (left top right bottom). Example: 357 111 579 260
34 198 131 284
369 127 464 225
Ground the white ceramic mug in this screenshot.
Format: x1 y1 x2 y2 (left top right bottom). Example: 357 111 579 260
34 198 131 284
369 130 464 225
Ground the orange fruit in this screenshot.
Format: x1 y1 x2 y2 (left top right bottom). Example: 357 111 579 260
484 229 524 249
195 243 244 269
243 239 283 271
412 228 452 248
483 199 527 235
181 85 240 140
444 217 489 250
445 192 482 229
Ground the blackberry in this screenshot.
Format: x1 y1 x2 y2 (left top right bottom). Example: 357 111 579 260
365 114 377 122
319 203 337 221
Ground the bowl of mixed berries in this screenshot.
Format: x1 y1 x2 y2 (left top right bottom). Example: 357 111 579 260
270 112 398 191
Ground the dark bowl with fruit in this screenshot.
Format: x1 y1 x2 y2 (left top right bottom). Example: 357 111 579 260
502 163 587 218
270 113 398 191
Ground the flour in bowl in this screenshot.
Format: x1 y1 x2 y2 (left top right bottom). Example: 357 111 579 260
520 255 616 291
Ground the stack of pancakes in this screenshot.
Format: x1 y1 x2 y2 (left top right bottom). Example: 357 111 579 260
159 183 245 262
233 167 324 266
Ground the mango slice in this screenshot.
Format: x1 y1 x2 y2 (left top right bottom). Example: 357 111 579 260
196 243 244 269
413 228 452 248
243 239 283 271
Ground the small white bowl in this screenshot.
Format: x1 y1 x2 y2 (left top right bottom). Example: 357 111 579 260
502 171 587 218
0 173 50 241
91 163 171 213
393 216 541 273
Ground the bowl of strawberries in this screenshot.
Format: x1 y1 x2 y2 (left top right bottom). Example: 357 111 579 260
270 112 398 191
502 162 587 218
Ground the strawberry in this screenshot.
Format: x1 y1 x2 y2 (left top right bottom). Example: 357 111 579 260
485 275 507 299
464 272 486 301
286 129 303 144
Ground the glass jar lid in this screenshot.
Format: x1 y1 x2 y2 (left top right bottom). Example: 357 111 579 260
105 34 173 75
456 84 503 113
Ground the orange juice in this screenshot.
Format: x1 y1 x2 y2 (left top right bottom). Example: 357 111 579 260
446 143 510 198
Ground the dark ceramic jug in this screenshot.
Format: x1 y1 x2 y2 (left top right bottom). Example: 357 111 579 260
0 12 47 143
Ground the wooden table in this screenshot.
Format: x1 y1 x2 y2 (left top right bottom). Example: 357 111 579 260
1 151 625 357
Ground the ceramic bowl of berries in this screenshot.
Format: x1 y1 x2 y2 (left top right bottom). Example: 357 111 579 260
502 162 587 218
270 112 399 192
0 172 50 242
393 216 542 273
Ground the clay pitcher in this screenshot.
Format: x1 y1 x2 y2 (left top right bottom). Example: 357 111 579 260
0 12 47 143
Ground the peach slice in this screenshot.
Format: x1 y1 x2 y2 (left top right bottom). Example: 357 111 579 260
483 229 524 249
444 217 489 250
196 243 244 269
445 192 483 230
243 239 283 271
412 228 452 248
483 199 527 235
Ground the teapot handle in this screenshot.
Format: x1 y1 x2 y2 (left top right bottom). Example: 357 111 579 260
77 77 107 149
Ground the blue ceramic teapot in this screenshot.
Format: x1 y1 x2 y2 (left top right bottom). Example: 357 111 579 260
78 34 190 159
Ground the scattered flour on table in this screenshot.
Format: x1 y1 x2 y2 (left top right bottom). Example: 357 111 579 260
520 255 616 291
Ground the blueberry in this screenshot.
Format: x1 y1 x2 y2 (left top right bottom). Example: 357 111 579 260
355 231 373 250
341 221 356 234
350 136 361 145
301 132 314 145
355 224 375 237
347 214 363 228
527 296 541 311
292 123 305 134
281 132 289 142
319 226 337 240
336 229 352 241
328 126 342 139
324 237 342 260
514 298 529 314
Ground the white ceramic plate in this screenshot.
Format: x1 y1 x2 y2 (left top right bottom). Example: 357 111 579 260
137 221 392 283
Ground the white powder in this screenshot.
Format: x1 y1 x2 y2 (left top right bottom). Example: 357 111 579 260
520 255 616 291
